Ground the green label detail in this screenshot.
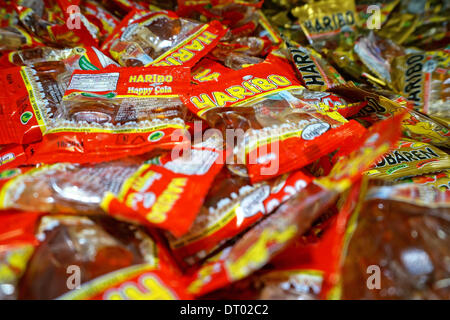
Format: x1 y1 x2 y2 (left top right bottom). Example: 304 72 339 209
148 131 164 142
81 92 116 99
386 164 408 175
79 56 100 71
20 111 33 125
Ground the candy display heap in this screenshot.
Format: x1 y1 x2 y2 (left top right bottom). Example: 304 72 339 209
0 0 448 300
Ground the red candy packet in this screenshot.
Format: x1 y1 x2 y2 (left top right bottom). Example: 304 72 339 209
103 9 228 68
186 113 405 297
181 61 366 183
0 144 27 172
167 169 313 268
104 137 226 237
25 66 192 164
0 47 119 146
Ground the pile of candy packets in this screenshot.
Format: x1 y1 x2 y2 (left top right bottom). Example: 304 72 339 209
0 0 448 300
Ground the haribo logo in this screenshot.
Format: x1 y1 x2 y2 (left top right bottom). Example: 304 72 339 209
20 111 33 125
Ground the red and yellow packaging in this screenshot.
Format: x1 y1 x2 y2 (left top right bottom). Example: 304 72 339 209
0 137 225 237
25 66 193 164
81 0 121 42
0 26 43 52
0 210 42 300
181 62 366 183
0 145 27 171
13 1 100 48
103 9 228 67
167 168 313 268
16 215 191 300
0 45 118 69
191 57 234 84
0 46 118 146
333 84 450 148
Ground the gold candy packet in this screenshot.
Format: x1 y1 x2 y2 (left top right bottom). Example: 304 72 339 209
291 0 358 45
331 83 450 148
285 41 346 90
391 50 450 119
365 139 450 180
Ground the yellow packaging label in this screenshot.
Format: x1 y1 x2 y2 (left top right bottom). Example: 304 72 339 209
365 139 450 180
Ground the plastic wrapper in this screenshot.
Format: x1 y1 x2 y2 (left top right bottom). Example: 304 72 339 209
0 45 117 68
354 32 406 85
81 0 121 43
0 210 42 300
390 49 450 119
25 66 192 164
18 215 191 300
13 0 101 47
376 12 419 45
201 212 339 300
0 137 225 237
102 10 227 67
337 181 450 299
167 168 312 269
399 170 450 191
291 0 358 47
97 0 146 19
182 62 366 183
177 0 263 33
0 26 42 52
331 84 450 148
365 139 450 180
187 114 404 296
191 56 234 84
285 41 346 91
0 144 27 171
356 0 400 29
0 47 118 145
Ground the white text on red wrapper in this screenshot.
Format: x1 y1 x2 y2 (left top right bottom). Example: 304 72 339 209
190 74 293 110
152 31 218 66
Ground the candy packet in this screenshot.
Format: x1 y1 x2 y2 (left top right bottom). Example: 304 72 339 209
333 180 450 299
0 144 27 171
187 113 404 296
0 26 43 52
285 41 347 91
191 56 234 84
365 139 450 180
0 210 42 300
13 0 101 47
26 66 192 164
398 170 450 191
102 9 227 67
0 137 225 237
331 83 450 148
0 46 118 145
166 168 313 269
181 62 366 183
18 215 191 300
291 0 358 47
